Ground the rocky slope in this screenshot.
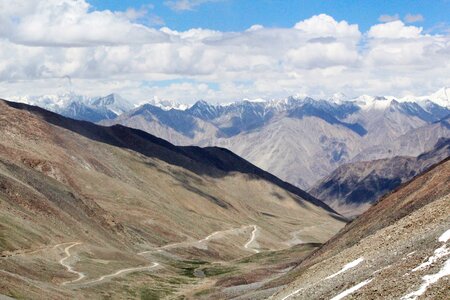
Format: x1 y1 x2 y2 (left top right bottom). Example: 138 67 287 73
270 157 450 300
0 99 345 299
310 138 450 217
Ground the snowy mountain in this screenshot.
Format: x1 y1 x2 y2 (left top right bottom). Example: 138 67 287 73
12 93 134 123
419 87 450 108
103 90 450 189
368 87 450 109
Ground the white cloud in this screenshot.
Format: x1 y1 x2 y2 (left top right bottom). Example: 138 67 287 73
404 13 424 23
286 42 359 69
0 0 167 46
164 0 224 12
0 1 449 103
367 21 423 39
294 14 361 39
378 14 400 23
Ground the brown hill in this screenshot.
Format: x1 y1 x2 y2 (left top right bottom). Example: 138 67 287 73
310 138 450 217
272 158 450 299
0 99 345 299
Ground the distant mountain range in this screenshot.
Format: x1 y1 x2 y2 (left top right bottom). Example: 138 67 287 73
12 93 134 123
13 88 450 191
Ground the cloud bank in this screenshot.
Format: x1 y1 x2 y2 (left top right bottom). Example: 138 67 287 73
0 0 449 103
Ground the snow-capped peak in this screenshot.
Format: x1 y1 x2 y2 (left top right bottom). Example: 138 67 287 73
145 97 190 111
90 93 134 115
352 95 393 110
427 87 450 108
242 98 267 103
10 92 90 110
328 92 348 104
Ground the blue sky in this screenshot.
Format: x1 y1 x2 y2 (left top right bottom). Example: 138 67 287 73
88 0 450 33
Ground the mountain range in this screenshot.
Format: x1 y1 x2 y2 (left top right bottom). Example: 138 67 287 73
14 88 450 203
101 89 450 191
12 93 135 123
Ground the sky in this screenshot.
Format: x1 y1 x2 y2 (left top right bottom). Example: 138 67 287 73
0 0 450 103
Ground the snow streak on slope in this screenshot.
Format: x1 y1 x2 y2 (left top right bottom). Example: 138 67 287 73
401 228 450 300
329 278 373 300
411 229 450 272
325 257 364 279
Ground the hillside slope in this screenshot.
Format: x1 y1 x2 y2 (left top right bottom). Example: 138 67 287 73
310 138 450 217
271 158 450 300
0 99 344 299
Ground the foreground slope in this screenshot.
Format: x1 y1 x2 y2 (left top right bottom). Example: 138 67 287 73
0 99 344 299
310 138 450 217
272 158 450 299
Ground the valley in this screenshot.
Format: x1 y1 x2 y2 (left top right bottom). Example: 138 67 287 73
2 2 450 299
0 99 344 299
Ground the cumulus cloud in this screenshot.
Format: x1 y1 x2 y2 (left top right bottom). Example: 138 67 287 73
404 13 424 23
367 21 423 39
0 0 167 46
294 14 361 39
0 0 449 103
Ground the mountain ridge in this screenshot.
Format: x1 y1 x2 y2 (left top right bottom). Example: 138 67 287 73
309 138 450 217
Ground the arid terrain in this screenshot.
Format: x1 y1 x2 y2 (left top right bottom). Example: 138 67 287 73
272 158 450 299
310 138 450 217
0 100 345 299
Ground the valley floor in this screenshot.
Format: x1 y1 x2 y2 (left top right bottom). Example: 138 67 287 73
1 223 324 299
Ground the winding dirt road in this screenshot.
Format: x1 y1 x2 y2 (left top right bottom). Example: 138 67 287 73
56 242 85 285
244 225 260 253
58 224 261 286
138 224 260 255
82 262 160 286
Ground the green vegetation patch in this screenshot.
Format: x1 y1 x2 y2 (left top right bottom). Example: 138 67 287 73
166 259 209 278
140 286 173 300
194 288 216 297
201 265 236 277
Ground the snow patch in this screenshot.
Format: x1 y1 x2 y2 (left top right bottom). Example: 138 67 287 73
438 229 450 243
326 257 364 279
412 245 449 272
329 278 373 300
401 258 450 300
280 287 303 300
411 229 450 272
